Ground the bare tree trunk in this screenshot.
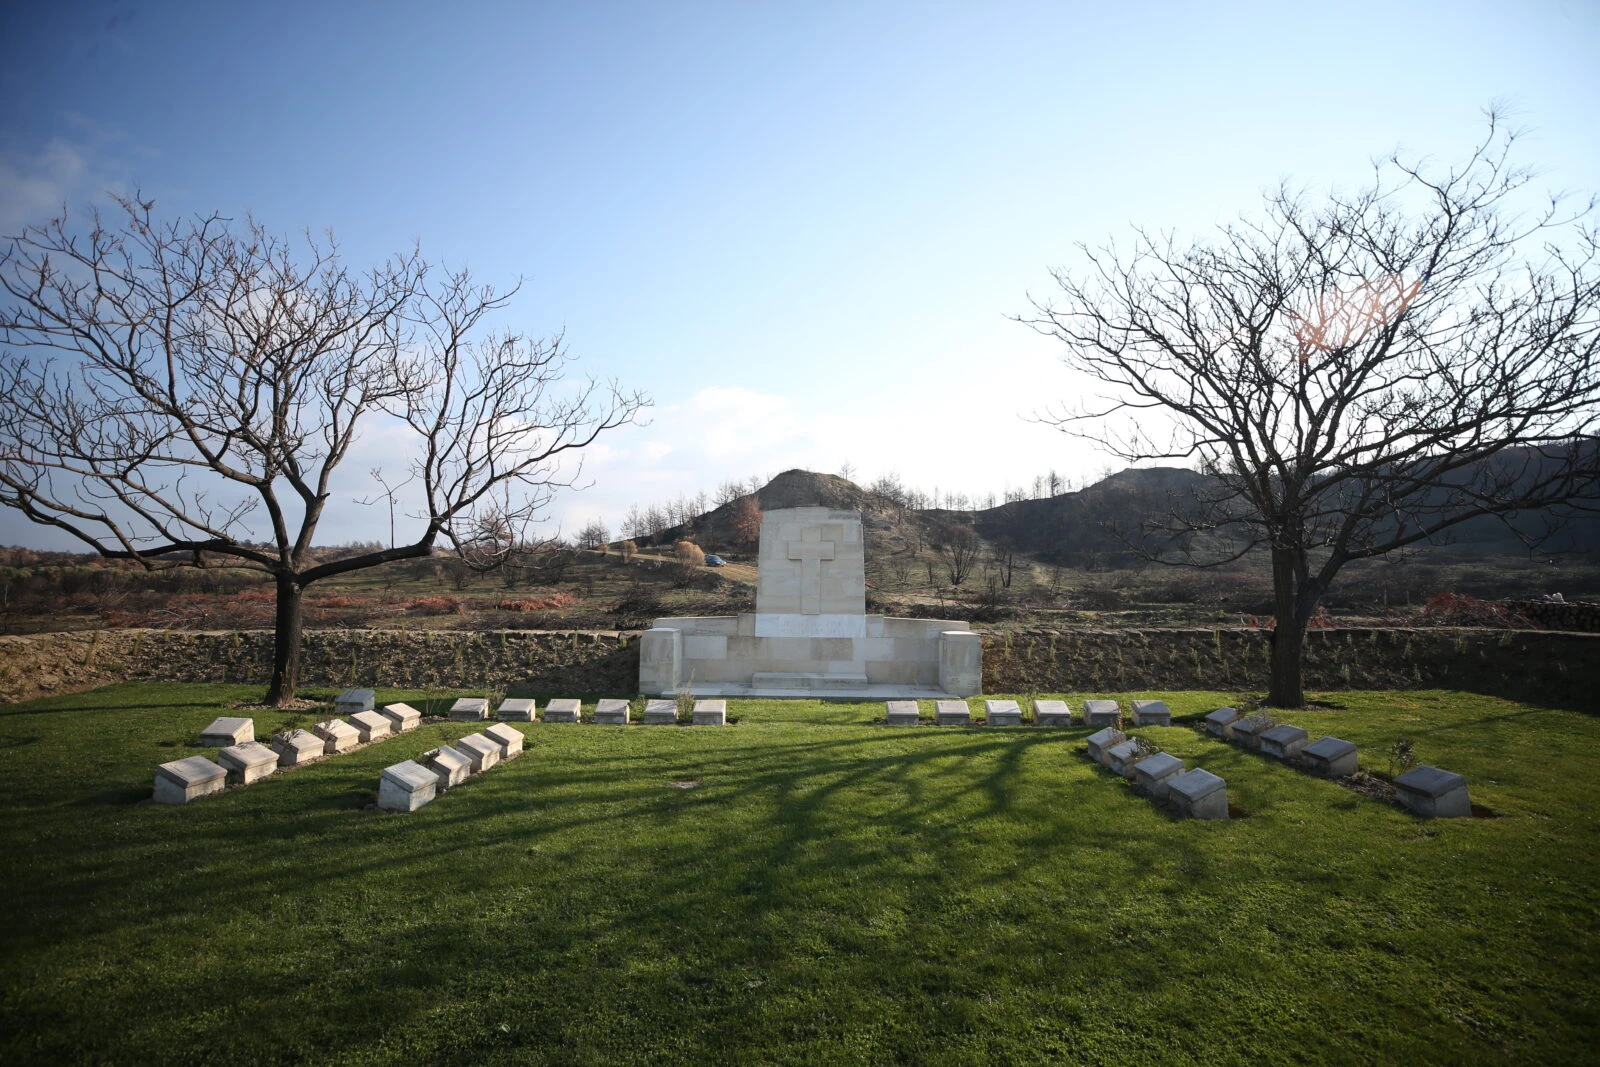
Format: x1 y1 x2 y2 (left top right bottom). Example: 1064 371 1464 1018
1268 546 1307 707
267 577 304 706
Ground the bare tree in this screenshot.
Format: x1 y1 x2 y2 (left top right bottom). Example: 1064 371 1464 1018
1021 114 1600 705
0 197 648 704
934 523 983 587
577 518 610 550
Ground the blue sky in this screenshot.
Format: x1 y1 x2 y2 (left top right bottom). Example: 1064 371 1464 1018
1 0 1596 549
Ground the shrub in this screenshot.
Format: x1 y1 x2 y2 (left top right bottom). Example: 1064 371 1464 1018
496 593 578 612
619 540 638 563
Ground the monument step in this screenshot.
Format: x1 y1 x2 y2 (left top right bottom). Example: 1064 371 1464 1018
751 672 870 691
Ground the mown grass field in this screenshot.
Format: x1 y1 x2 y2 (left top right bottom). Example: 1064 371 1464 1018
0 685 1594 1065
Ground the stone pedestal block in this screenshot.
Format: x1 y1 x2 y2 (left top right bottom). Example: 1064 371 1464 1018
885 700 920 726
271 729 325 767
200 716 254 747
1133 752 1185 801
448 697 489 722
1085 727 1126 766
1130 699 1172 727
218 741 278 786
594 699 631 725
1204 707 1241 738
643 699 679 725
543 698 582 723
313 719 360 754
1231 717 1267 750
153 755 226 804
935 700 971 726
423 746 472 790
984 699 1022 726
938 631 983 697
380 703 421 732
1394 766 1471 818
1083 700 1121 727
1033 699 1073 726
455 733 500 774
1167 768 1229 819
692 699 727 726
1301 736 1358 778
640 627 683 696
1260 724 1310 760
484 723 524 760
336 688 375 717
1105 739 1143 778
378 760 437 812
348 710 393 744
497 698 537 722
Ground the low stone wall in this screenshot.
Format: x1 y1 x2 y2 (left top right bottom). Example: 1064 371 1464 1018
3 625 1595 707
0 628 641 705
1513 600 1600 632
982 627 1599 706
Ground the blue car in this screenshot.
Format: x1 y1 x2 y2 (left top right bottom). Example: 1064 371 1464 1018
704 555 726 567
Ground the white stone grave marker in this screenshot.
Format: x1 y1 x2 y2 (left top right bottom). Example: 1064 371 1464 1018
378 760 437 812
1301 737 1358 778
1260 724 1309 761
885 700 920 726
380 703 422 732
1133 752 1185 801
1083 700 1121 727
153 755 226 804
218 741 278 786
594 698 630 725
1032 699 1073 726
484 723 525 760
200 716 253 747
543 698 582 723
271 729 325 767
642 699 679 725
455 733 500 774
1130 699 1172 727
1394 765 1471 818
497 698 537 722
348 710 392 744
692 699 727 726
449 697 489 722
313 719 360 754
423 746 472 790
984 699 1022 726
1167 768 1229 819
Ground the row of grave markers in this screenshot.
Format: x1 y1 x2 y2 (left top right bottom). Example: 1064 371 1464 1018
151 689 422 804
1084 723 1229 819
884 697 1175 727
378 723 525 812
450 696 728 726
1205 706 1473 818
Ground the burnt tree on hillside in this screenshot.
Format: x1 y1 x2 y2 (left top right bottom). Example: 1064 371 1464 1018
1022 113 1600 706
0 197 646 704
934 523 983 587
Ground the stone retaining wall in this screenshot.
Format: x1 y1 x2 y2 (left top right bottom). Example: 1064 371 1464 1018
3 625 1594 707
982 627 1598 706
0 628 640 705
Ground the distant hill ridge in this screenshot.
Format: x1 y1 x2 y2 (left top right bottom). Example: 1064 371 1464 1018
653 461 1598 565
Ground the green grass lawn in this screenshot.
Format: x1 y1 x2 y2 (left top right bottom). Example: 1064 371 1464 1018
0 686 1594 1065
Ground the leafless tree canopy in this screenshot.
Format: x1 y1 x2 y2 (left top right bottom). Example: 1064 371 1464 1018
0 197 647 702
1020 114 1600 705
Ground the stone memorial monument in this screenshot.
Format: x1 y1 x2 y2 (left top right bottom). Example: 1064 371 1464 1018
640 506 980 698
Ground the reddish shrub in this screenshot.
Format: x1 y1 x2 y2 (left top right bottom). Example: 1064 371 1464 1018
496 593 577 612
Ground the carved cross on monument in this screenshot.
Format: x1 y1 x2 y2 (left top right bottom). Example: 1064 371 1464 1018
787 526 836 615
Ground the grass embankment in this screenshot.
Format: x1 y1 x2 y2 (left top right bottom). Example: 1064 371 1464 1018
0 686 1594 1064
